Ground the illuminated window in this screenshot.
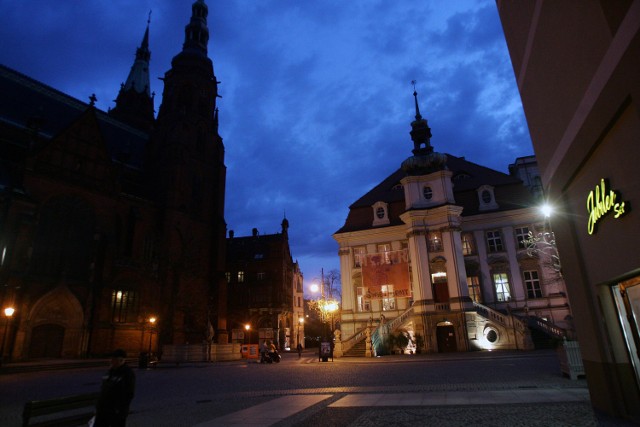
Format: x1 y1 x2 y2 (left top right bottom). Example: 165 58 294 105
428 232 443 252
225 272 231 283
353 246 366 268
467 276 482 303
462 233 475 255
111 290 138 323
381 285 396 311
357 287 370 312
524 270 542 298
238 271 245 283
515 227 531 249
493 273 511 301
486 230 504 252
377 243 392 264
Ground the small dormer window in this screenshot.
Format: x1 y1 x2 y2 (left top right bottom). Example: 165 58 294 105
423 186 433 200
372 201 390 227
477 185 499 211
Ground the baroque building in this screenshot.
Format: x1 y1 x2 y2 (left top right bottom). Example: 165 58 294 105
334 90 572 356
0 0 227 360
225 219 304 351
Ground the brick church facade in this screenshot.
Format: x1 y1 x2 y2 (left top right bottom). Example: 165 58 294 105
0 0 228 360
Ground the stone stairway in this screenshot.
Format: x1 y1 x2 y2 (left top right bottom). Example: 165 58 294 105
342 337 366 357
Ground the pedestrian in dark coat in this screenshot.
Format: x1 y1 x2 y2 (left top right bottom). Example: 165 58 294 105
95 349 136 427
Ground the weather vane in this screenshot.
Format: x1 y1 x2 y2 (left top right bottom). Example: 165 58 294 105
148 10 152 25
411 80 417 92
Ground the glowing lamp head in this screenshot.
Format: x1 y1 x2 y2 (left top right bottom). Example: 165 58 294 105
541 203 553 218
309 283 319 294
4 307 15 318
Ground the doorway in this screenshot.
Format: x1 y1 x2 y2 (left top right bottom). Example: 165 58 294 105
436 322 457 352
29 324 65 358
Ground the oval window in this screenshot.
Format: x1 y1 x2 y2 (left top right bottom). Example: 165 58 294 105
376 207 385 219
423 186 433 200
482 190 492 203
486 329 498 343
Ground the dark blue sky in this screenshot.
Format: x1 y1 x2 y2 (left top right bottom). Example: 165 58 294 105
0 1 533 288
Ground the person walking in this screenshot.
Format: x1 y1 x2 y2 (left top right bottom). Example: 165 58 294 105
296 342 303 359
94 349 136 427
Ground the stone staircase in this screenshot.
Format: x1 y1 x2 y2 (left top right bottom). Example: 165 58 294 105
342 337 367 357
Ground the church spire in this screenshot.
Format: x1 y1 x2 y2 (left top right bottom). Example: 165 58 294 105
182 0 210 56
409 81 433 156
401 81 447 175
109 12 155 131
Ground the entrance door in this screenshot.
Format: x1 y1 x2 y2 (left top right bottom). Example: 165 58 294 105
29 324 65 358
436 324 457 352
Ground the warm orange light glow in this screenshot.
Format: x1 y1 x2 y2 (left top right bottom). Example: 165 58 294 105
4 307 14 318
149 316 156 324
245 324 250 331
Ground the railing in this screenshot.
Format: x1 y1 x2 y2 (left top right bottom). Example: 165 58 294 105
434 303 450 311
528 316 567 339
341 327 368 355
371 305 415 356
473 302 509 327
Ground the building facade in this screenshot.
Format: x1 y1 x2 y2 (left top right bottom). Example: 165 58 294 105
0 0 228 360
334 91 572 357
225 220 304 351
497 0 640 422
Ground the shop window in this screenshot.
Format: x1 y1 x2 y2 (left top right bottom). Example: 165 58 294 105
524 270 542 298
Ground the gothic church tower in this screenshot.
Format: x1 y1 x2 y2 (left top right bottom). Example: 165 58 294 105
149 0 228 345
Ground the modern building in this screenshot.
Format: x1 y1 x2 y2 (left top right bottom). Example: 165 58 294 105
334 90 572 357
225 220 304 350
497 0 640 422
0 0 228 360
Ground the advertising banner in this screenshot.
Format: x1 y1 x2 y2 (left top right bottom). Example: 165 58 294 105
362 249 411 299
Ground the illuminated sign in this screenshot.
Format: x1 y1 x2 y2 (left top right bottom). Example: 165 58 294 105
587 178 627 235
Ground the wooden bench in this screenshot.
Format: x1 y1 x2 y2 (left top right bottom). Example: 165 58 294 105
22 392 99 427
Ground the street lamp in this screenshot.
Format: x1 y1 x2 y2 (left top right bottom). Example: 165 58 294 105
298 317 304 347
148 316 156 355
245 324 251 345
1 307 15 366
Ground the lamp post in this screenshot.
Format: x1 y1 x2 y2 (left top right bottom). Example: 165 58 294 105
1 307 15 366
298 317 304 347
148 316 156 355
245 324 251 345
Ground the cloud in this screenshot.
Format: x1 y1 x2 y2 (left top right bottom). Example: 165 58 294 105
0 1 532 282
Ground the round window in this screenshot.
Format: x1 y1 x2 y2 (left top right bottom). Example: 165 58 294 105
376 207 385 219
482 190 492 203
485 329 498 343
423 186 433 200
